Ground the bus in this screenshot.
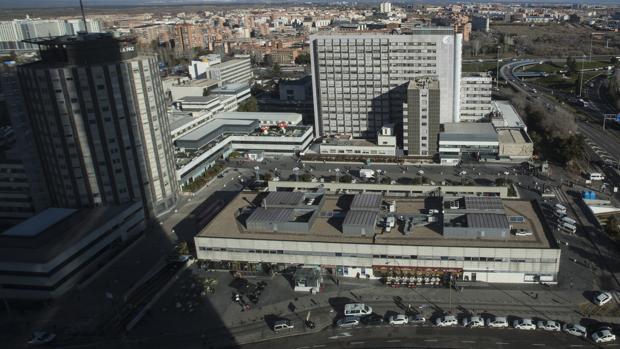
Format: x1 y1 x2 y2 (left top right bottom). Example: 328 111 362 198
559 221 577 235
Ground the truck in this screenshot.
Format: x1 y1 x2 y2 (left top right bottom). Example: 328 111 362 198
359 168 375 179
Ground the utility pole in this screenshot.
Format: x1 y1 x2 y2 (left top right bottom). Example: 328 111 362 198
496 45 501 89
579 55 585 97
589 34 593 62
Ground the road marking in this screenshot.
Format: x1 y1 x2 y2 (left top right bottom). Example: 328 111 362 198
328 332 352 340
461 340 476 343
350 342 364 345
424 339 438 342
532 344 545 347
496 342 509 345
386 339 401 343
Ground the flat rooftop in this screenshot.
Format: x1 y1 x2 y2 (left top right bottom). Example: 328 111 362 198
498 128 531 144
0 203 138 264
492 100 526 129
176 95 220 103
440 123 498 143
198 193 552 249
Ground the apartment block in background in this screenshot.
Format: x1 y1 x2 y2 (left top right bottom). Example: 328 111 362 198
310 29 462 139
460 73 492 122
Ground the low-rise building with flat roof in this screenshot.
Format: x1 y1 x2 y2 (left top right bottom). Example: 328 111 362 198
439 123 499 165
195 191 560 284
0 202 145 299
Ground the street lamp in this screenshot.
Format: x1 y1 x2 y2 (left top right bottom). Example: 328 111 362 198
335 168 340 183
496 45 501 89
293 167 300 182
579 55 585 97
254 166 260 181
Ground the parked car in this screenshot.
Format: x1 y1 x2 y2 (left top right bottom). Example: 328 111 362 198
462 316 484 328
486 316 509 328
513 319 536 330
361 313 384 326
27 332 56 345
592 329 616 343
273 320 294 333
594 291 613 306
337 316 360 328
344 303 372 317
408 314 426 324
435 315 458 327
513 228 532 236
563 323 587 338
537 320 561 331
389 314 409 326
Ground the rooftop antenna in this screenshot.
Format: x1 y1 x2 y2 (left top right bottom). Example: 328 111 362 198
79 0 88 33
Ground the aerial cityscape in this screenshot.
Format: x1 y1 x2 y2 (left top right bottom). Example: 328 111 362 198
0 0 620 348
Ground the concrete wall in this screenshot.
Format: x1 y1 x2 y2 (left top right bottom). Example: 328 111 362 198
268 181 509 198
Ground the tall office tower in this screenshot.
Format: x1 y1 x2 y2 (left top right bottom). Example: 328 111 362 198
16 33 178 216
310 28 462 139
403 77 441 156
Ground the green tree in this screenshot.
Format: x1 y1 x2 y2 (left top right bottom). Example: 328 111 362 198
272 63 282 77
300 173 313 182
566 56 577 74
262 172 273 181
237 96 258 112
340 174 353 183
294 52 311 65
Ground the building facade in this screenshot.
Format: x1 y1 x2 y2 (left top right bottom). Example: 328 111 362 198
310 29 462 139
460 73 493 122
17 33 178 216
403 77 441 156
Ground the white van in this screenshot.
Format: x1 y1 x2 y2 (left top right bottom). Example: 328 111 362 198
589 173 605 181
560 216 577 226
344 303 372 317
559 221 577 234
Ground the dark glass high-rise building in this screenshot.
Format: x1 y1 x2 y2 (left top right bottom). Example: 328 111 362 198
17 33 177 216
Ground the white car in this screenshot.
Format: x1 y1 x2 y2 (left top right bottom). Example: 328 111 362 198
513 319 536 330
408 314 426 324
389 314 409 325
462 316 484 328
435 315 458 327
537 320 561 331
486 316 509 328
592 329 616 343
513 229 532 236
27 332 56 345
336 316 360 328
563 323 587 338
594 291 613 306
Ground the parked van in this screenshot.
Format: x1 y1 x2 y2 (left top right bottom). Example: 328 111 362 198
554 203 567 215
273 319 294 332
344 303 372 317
559 221 577 234
560 216 577 226
589 173 605 181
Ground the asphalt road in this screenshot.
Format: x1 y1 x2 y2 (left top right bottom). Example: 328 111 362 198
244 326 602 349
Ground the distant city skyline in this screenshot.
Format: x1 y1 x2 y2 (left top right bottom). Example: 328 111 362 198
1 0 620 9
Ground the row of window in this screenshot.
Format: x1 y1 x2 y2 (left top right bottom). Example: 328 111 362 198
199 247 557 264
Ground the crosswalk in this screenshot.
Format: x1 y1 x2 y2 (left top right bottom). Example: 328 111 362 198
585 138 617 165
611 290 620 304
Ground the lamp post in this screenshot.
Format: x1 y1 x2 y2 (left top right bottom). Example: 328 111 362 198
496 45 501 89
254 166 260 181
293 167 300 182
335 168 340 183
579 55 585 97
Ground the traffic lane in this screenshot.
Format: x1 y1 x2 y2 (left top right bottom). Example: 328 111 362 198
244 325 597 349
